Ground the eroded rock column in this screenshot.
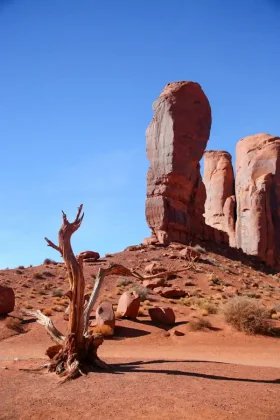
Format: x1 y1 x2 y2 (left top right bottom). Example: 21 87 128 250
235 133 280 266
145 81 212 244
203 151 236 246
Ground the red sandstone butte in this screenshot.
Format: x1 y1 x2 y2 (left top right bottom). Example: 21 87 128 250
145 81 212 245
235 133 280 266
203 150 236 246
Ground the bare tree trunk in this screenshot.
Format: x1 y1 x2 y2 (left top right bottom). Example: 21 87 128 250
25 204 195 382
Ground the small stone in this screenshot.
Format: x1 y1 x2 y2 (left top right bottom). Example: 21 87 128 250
172 329 185 336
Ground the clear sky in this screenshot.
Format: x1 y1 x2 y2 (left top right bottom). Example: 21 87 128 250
0 0 280 268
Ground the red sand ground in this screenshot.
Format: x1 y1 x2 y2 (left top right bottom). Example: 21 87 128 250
1 243 280 419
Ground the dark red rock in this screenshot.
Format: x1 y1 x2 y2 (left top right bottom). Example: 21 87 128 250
148 307 175 325
0 285 15 315
142 278 168 289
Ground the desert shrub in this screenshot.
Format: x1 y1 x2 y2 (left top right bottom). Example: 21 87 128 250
42 270 55 278
33 272 44 280
189 318 212 331
193 244 207 254
197 299 218 314
18 265 25 270
92 325 114 336
42 308 53 316
223 297 271 335
52 288 63 297
131 284 150 301
52 305 64 312
117 278 132 287
43 258 57 265
137 307 146 316
5 318 25 334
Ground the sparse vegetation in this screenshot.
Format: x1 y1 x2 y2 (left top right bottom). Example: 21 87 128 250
18 265 25 270
223 297 271 335
193 244 207 254
92 325 114 336
15 269 23 275
33 272 44 280
197 299 218 314
42 308 53 316
5 317 25 334
52 288 63 297
117 278 132 287
43 258 57 265
42 270 55 277
130 284 150 301
189 317 212 331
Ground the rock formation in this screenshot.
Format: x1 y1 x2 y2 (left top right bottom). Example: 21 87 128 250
203 151 236 246
145 81 212 245
117 291 140 319
0 285 15 315
148 307 175 325
95 301 115 329
235 133 280 267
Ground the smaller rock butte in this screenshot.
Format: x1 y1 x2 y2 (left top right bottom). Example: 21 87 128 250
203 150 236 247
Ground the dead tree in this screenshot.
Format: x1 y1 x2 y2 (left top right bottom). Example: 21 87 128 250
26 204 195 382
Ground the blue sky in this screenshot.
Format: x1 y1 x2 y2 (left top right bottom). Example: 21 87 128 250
0 0 280 268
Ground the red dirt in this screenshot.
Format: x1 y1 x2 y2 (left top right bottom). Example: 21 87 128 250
1 243 280 419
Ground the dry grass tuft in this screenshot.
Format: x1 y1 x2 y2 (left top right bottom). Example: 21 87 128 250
131 284 150 301
117 278 132 287
5 317 25 334
137 307 146 316
115 311 122 319
223 297 271 335
33 272 44 280
92 325 114 336
42 308 54 316
52 288 63 298
51 305 64 312
189 317 212 331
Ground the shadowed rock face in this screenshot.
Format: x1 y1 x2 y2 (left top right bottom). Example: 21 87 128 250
203 151 236 246
145 81 212 244
235 133 280 267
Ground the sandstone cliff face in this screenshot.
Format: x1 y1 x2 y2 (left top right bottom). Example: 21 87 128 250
203 151 236 246
235 133 280 266
145 81 212 244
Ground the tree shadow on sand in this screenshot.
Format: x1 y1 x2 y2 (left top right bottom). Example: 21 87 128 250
105 359 280 384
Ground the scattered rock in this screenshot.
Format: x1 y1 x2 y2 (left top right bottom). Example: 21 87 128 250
124 245 144 252
179 246 201 260
154 286 186 298
0 285 15 315
172 329 185 336
143 278 168 289
95 301 115 329
144 262 167 275
117 291 140 319
148 307 175 325
77 251 100 261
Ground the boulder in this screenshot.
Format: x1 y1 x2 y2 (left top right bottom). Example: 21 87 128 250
117 291 140 318
143 278 167 289
179 246 201 260
77 251 100 261
0 285 15 315
95 301 115 329
235 133 280 266
203 150 236 247
154 286 186 298
144 262 166 275
148 307 175 325
145 81 213 245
